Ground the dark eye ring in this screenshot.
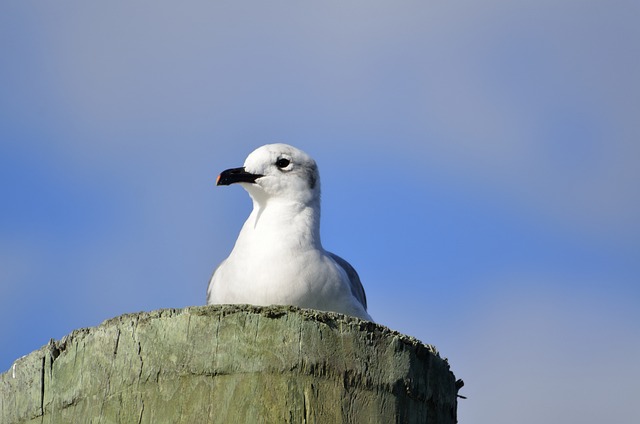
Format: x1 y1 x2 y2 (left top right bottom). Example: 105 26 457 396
276 158 290 169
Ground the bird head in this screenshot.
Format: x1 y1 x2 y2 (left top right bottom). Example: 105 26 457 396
217 144 320 206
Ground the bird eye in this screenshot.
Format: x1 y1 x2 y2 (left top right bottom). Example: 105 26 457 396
275 158 291 169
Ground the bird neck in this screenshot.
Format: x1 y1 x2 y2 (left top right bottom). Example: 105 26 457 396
244 198 322 249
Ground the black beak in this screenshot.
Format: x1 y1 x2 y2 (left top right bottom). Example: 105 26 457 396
216 167 263 186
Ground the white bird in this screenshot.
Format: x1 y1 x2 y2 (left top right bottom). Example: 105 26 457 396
207 144 372 321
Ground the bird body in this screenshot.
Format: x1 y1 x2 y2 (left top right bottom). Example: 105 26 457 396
207 144 372 321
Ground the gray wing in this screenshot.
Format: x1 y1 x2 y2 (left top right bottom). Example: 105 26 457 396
328 252 367 310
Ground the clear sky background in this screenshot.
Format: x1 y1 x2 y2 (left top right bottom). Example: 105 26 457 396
1 1 638 422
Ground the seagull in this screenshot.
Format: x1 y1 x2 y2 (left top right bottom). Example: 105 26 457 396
207 144 372 321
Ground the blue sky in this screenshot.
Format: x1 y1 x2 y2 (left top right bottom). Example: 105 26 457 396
1 1 639 422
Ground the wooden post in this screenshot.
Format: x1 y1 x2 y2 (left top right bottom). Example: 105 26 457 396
1 305 459 423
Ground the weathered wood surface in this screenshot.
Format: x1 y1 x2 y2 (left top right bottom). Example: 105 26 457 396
1 305 458 423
